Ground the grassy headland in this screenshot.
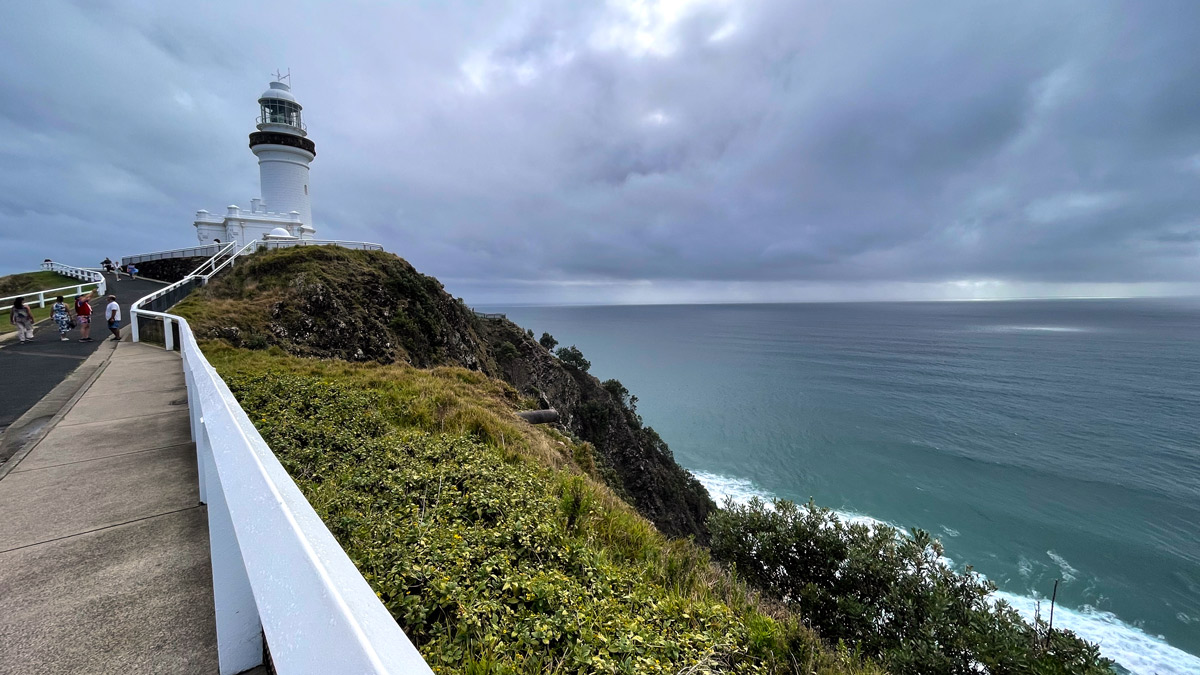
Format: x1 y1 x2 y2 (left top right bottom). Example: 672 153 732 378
198 343 877 674
176 246 1113 674
0 270 83 298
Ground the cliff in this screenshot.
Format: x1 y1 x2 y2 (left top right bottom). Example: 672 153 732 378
478 317 715 540
174 245 714 540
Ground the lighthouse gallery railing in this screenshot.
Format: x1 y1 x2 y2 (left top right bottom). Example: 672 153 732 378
129 240 431 675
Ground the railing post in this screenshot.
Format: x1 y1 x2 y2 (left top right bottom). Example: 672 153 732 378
203 446 264 675
37 291 45 308
164 318 174 351
182 349 208 504
131 311 141 343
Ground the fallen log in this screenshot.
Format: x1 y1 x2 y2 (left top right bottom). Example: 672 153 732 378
516 409 559 425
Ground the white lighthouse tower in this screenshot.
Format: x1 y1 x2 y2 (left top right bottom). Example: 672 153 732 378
194 73 318 245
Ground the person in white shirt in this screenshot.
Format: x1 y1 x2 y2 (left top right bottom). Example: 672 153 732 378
105 295 121 342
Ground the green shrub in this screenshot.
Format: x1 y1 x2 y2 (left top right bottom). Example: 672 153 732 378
554 345 590 372
709 498 1113 675
539 332 558 351
220 371 880 675
495 341 519 363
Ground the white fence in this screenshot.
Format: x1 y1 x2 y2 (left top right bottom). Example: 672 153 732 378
122 243 228 266
122 239 384 268
1 262 106 312
130 241 433 674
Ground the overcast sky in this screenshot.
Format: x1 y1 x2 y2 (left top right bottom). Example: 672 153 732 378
2 0 1199 304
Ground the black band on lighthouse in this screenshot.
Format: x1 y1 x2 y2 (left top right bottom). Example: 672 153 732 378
249 131 316 156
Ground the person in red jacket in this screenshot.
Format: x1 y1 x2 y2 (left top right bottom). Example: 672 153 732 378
74 291 93 342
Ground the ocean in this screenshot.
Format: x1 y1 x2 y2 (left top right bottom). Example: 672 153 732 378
489 299 1200 675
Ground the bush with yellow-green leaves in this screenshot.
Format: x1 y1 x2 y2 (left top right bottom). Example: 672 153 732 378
217 354 880 675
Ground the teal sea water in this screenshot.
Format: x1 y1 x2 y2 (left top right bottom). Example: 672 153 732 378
490 299 1200 675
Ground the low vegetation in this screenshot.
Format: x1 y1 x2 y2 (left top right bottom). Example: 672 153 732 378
711 499 1114 675
201 343 880 675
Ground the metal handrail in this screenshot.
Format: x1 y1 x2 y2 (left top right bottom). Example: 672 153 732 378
259 239 383 251
123 243 228 267
136 307 432 673
185 241 238 278
124 238 432 672
2 263 107 310
1 282 104 311
256 116 307 132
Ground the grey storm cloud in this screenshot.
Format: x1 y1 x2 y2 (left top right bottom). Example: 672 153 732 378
2 0 1199 303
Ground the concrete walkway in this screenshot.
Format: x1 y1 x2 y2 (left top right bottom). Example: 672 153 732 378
0 276 166 438
0 342 223 674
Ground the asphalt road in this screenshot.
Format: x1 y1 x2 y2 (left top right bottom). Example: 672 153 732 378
0 277 165 431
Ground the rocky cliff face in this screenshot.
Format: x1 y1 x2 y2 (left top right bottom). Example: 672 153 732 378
180 246 715 540
135 257 208 283
479 318 716 540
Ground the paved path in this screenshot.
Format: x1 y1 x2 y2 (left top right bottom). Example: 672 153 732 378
0 276 165 435
0 341 226 674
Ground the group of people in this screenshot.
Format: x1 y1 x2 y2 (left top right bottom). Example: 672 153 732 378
101 257 138 280
8 292 122 345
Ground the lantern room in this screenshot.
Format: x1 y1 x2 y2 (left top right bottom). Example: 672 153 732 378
257 81 306 136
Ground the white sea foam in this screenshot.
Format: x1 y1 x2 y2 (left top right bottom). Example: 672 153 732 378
1017 554 1035 579
941 525 961 538
693 471 767 507
691 470 1200 675
1047 550 1080 583
996 592 1200 675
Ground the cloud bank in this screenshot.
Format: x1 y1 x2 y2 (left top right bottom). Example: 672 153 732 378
2 0 1199 303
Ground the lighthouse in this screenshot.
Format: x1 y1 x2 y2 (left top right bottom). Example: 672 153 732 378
194 74 318 245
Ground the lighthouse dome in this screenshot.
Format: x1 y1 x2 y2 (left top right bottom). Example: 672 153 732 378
259 81 297 103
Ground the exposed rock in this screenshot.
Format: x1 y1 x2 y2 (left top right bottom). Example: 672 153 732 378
479 318 716 541
135 257 208 283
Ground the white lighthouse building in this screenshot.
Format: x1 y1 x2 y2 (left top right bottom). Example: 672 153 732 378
194 76 318 246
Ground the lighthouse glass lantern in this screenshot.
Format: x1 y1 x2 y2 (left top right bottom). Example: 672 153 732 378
260 95 303 130
192 75 319 246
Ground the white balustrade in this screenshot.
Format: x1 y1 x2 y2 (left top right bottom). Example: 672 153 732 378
122 243 229 266
1 262 105 311
127 240 427 674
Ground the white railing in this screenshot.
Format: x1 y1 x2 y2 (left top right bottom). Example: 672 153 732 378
186 241 238 277
260 238 384 251
126 240 427 673
152 313 434 674
1 263 106 311
123 243 228 266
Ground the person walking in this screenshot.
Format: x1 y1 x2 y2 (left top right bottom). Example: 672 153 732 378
102 257 120 282
127 263 138 279
9 297 35 343
75 291 94 342
105 295 121 342
51 295 72 341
